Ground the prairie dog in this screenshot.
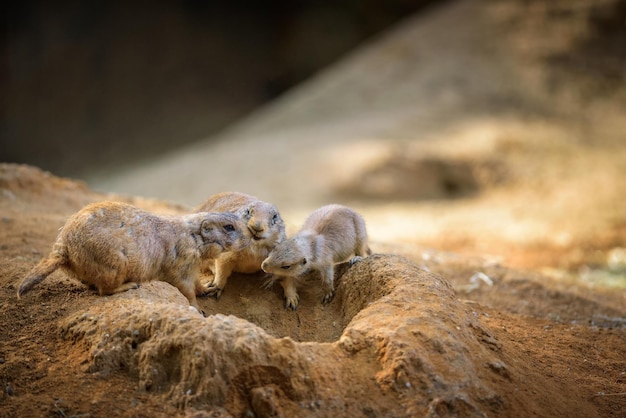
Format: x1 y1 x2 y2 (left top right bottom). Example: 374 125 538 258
196 192 286 299
16 201 245 313
261 204 371 310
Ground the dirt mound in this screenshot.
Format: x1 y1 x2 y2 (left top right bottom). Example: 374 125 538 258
58 254 592 417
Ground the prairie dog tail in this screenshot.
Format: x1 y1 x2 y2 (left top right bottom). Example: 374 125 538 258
17 252 66 298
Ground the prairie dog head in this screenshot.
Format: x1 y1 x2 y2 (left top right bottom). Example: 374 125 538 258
239 201 286 245
196 212 245 257
261 236 309 277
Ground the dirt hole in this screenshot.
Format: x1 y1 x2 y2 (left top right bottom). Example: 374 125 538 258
196 260 384 343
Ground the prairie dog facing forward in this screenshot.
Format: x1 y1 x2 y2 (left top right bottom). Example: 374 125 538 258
196 192 286 299
261 204 371 310
17 201 245 313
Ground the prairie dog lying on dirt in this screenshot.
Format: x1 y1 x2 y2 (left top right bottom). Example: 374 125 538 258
261 204 371 310
196 192 286 299
16 201 245 313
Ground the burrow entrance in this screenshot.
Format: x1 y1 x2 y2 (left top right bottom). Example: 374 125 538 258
195 259 384 343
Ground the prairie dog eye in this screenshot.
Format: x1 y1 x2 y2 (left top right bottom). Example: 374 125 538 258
301 258 307 265
281 265 291 270
224 224 235 232
243 208 252 219
271 213 279 225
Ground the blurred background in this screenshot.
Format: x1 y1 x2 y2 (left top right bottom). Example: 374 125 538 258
2 0 438 180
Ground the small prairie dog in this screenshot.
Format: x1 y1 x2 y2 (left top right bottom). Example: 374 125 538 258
16 201 245 313
196 192 286 299
261 204 371 310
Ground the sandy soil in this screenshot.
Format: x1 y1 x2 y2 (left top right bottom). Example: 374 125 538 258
0 157 624 418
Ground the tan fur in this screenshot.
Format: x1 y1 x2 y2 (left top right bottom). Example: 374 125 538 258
17 201 245 313
195 192 286 299
261 204 371 310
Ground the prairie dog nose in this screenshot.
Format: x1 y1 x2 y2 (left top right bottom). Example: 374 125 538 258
250 222 265 232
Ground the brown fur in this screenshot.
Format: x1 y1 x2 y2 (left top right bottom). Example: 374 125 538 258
195 192 286 299
261 204 371 309
17 201 245 313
